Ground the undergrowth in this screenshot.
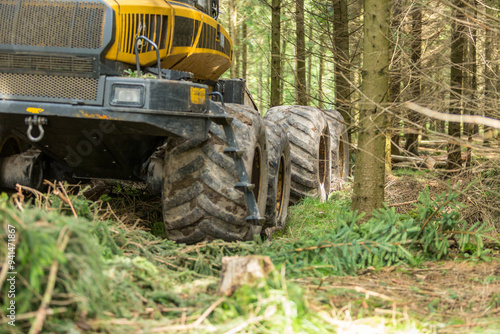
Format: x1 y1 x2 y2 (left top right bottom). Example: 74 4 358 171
0 183 496 333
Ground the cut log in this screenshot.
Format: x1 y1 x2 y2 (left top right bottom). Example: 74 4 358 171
419 147 446 154
419 140 447 148
218 256 275 297
393 161 446 169
391 155 423 163
391 155 447 169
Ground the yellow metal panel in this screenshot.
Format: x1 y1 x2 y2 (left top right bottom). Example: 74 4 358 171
190 87 206 104
103 0 232 80
103 0 174 66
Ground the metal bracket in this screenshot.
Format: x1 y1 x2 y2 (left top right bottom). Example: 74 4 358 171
135 35 162 78
25 115 48 142
208 95 264 227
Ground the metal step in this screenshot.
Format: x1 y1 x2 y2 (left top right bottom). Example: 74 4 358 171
208 98 262 226
208 114 233 126
235 182 255 192
223 147 244 158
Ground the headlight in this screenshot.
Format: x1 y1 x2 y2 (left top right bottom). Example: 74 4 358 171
110 84 144 107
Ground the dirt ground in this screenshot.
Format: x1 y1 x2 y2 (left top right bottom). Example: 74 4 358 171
319 160 500 332
295 255 500 333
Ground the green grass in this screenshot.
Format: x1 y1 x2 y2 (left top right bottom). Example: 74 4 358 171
280 189 351 238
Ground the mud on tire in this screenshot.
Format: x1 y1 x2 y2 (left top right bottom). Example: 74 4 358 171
263 120 291 231
162 103 268 244
264 106 331 204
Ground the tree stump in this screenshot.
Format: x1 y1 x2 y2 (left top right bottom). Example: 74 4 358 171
218 256 275 297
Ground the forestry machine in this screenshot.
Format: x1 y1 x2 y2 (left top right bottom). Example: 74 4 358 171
0 0 349 243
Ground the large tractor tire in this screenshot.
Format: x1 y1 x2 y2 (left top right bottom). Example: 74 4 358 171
263 120 291 232
324 110 350 181
264 106 331 204
162 103 268 244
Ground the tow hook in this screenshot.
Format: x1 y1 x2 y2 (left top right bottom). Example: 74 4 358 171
25 115 48 142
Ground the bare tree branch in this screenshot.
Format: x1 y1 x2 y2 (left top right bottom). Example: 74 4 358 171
405 102 500 129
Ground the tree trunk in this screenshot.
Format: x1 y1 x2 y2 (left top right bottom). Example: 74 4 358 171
258 56 263 112
405 2 422 156
307 23 313 102
270 0 282 107
333 0 351 140
351 0 390 216
295 0 308 105
464 0 477 167
229 0 238 78
447 0 466 171
483 3 496 142
318 33 326 109
281 37 286 102
389 0 403 157
241 21 248 80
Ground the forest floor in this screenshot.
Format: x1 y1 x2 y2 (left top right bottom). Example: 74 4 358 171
293 257 500 333
89 160 500 333
308 140 500 333
279 168 500 333
2 147 500 333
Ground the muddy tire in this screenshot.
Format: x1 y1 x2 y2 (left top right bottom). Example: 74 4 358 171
264 106 331 204
324 110 350 182
162 103 268 244
263 120 291 231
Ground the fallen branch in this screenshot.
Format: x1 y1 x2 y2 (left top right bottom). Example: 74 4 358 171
391 155 447 169
12 186 25 212
285 240 415 254
150 297 225 332
351 286 394 301
15 184 45 204
29 228 71 334
0 308 68 325
392 161 447 169
391 155 424 163
58 181 78 218
42 181 78 218
316 285 394 301
405 102 500 129
224 306 277 334
387 200 419 207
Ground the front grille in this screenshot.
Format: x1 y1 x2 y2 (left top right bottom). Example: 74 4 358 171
0 54 95 74
172 16 195 47
197 23 231 57
120 13 168 54
0 73 99 101
0 0 106 49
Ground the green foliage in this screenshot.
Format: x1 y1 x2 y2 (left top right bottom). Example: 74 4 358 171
283 192 351 237
120 186 490 282
122 69 157 79
211 270 337 333
0 190 217 332
0 199 113 333
0 184 494 332
269 187 492 277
